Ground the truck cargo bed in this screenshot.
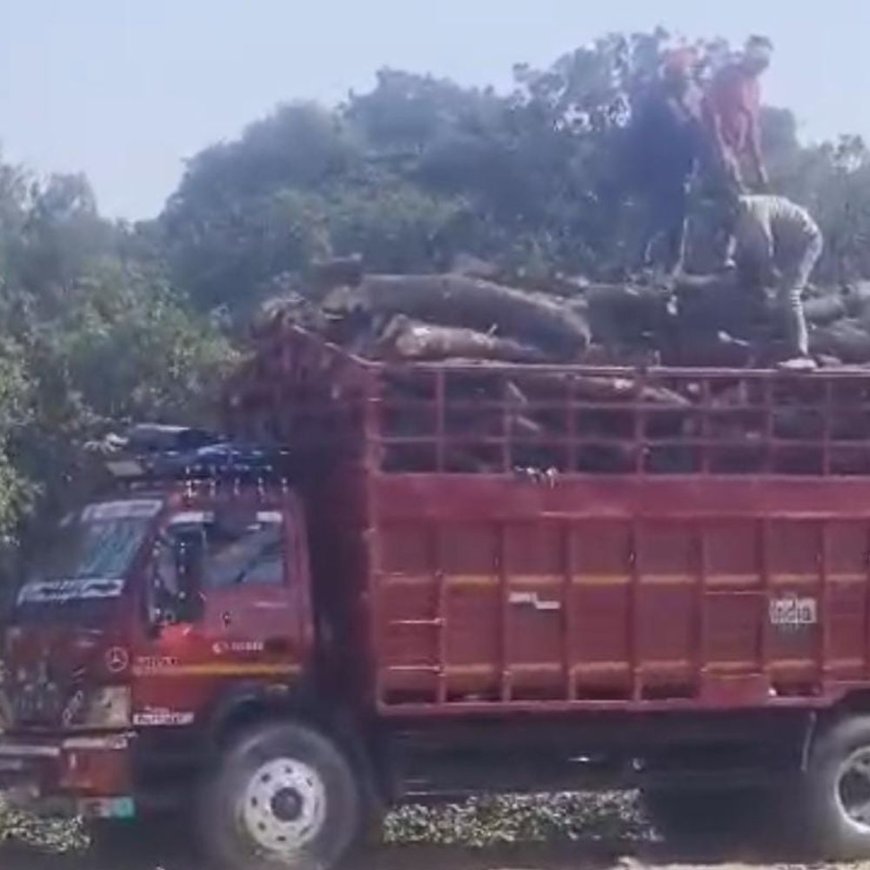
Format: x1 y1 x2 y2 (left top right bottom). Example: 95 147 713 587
225 327 870 716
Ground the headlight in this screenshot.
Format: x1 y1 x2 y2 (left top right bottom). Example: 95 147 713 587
81 687 131 729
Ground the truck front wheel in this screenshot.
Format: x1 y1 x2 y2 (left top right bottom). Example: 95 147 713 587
200 721 362 870
805 715 870 860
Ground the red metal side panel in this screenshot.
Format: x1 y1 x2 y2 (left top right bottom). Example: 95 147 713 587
371 475 870 714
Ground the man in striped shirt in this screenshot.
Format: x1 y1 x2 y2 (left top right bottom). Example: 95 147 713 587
734 195 824 371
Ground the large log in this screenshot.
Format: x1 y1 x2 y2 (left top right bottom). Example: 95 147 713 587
811 319 870 364
327 273 591 356
260 268 870 377
844 281 870 318
376 316 551 363
674 276 766 339
581 283 673 345
253 292 331 337
803 292 847 325
571 375 692 407
310 255 364 295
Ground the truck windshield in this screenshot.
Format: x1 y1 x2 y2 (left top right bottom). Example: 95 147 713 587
14 500 162 620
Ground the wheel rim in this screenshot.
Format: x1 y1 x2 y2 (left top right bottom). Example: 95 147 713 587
836 747 870 832
238 757 327 857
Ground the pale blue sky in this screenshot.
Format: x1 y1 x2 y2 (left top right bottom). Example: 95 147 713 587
1 1 867 218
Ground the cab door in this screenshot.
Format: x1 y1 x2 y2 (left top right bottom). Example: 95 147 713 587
132 499 309 727
198 503 310 670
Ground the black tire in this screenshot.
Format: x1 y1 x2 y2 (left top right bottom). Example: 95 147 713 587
642 786 774 843
199 720 362 870
804 714 870 860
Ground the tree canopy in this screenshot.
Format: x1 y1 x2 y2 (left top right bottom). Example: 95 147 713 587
0 161 234 562
160 30 870 322
2 28 870 566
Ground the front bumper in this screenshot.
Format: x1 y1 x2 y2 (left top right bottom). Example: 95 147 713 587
0 732 136 819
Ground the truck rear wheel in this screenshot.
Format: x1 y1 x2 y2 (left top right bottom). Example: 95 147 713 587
804 715 870 860
200 721 362 870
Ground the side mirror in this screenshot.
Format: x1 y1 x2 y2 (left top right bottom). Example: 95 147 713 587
173 527 206 623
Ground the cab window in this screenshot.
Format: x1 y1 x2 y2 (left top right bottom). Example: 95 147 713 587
167 508 285 589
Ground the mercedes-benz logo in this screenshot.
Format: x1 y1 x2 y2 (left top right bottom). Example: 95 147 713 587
105 647 130 675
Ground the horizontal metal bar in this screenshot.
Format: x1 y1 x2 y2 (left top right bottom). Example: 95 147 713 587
380 435 870 450
0 743 61 758
389 619 444 627
377 399 866 413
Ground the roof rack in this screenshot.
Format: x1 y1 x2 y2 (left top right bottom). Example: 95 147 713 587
92 425 292 484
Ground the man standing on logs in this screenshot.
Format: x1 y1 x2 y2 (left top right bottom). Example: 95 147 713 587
733 194 824 371
701 37 774 273
703 36 773 193
628 48 703 276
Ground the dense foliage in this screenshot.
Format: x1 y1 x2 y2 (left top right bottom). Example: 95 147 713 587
2 28 870 569
0 164 234 568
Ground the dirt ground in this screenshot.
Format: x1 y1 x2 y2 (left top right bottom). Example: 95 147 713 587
3 836 869 870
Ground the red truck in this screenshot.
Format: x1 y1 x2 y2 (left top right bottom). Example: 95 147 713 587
6 326 870 868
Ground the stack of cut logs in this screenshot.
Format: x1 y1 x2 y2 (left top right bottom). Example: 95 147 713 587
256 265 870 369
248 267 870 475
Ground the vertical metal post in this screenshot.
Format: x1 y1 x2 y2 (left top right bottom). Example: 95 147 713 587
819 521 829 688
759 518 772 680
363 367 384 708
634 373 646 475
696 521 708 696
435 370 446 473
434 524 448 705
629 520 641 701
498 524 512 702
364 366 382 474
501 372 511 474
864 524 870 679
567 375 578 473
562 521 576 701
701 376 712 475
823 378 833 477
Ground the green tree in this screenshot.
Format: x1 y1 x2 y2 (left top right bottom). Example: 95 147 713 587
0 161 234 566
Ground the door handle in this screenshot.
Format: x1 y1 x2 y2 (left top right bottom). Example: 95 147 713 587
221 611 232 628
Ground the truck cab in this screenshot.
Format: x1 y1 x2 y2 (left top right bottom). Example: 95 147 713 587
0 440 320 834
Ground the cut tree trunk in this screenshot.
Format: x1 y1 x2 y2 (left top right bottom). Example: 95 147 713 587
811 319 870 363
582 283 672 345
376 316 551 363
803 293 847 326
329 274 591 356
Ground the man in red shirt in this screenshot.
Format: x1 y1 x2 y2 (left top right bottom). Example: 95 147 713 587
704 36 773 193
